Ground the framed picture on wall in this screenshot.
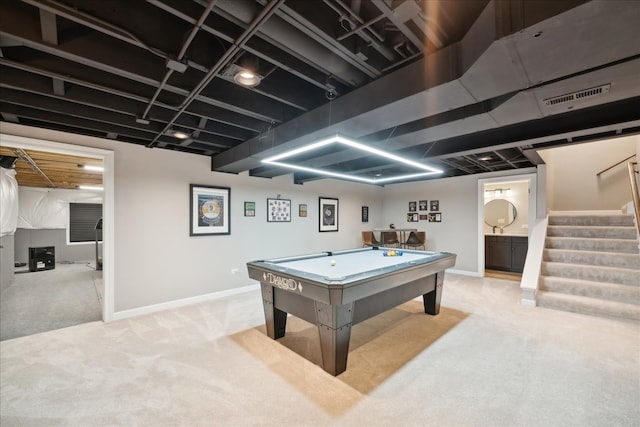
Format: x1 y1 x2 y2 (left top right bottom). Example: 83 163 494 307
430 200 439 211
319 197 339 232
409 201 417 212
407 213 418 222
267 198 291 222
190 184 230 236
244 202 255 217
362 206 369 222
419 200 428 210
299 204 307 217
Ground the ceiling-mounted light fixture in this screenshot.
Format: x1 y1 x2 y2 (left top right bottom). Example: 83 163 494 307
234 69 261 87
79 164 104 172
171 130 190 139
78 185 103 191
262 134 442 184
485 187 512 197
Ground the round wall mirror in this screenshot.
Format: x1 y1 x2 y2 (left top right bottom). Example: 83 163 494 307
484 199 517 228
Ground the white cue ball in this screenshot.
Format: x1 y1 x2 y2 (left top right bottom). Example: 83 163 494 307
330 259 336 266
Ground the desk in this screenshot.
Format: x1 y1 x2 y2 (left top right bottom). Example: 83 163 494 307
247 247 456 375
373 228 417 246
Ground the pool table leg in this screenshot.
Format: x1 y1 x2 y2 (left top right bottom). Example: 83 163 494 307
315 301 354 376
423 271 445 315
261 284 287 339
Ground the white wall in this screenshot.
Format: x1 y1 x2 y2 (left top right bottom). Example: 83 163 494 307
0 123 565 315
539 135 638 211
1 124 382 314
381 169 537 274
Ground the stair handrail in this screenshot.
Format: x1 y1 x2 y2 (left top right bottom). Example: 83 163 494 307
628 161 640 235
597 154 636 176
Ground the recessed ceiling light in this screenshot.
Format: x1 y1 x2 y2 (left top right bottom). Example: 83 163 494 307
262 135 442 184
172 130 190 139
479 156 492 161
234 69 261 87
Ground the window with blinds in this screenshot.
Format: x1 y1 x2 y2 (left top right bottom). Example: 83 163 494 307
69 203 102 243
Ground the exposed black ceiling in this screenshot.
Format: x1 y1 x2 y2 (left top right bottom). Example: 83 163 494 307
1 0 639 185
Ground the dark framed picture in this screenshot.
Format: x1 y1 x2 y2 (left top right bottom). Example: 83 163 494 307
407 212 418 222
319 197 339 232
430 200 439 211
429 212 442 222
190 184 230 236
267 198 291 222
299 204 307 217
419 200 428 211
419 214 428 221
362 206 369 222
244 201 255 217
409 201 417 212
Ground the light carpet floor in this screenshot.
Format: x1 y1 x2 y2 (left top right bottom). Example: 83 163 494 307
0 262 102 341
1 273 638 426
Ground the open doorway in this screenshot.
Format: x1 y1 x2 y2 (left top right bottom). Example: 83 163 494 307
478 174 537 279
0 134 114 339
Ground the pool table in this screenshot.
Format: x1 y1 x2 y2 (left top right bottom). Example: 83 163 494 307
246 247 456 375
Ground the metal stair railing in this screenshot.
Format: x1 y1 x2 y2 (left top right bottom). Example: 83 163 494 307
628 161 640 236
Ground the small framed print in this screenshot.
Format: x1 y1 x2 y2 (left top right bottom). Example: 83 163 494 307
429 212 442 222
319 197 339 232
419 214 428 221
409 201 417 212
267 198 291 222
407 212 418 222
430 200 439 211
244 201 255 217
190 184 230 236
419 200 428 211
362 206 369 223
299 204 307 217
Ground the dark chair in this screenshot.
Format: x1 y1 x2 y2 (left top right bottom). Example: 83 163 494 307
404 231 426 250
361 231 380 247
381 231 400 247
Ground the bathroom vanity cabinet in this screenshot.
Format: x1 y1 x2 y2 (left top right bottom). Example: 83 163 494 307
485 235 528 273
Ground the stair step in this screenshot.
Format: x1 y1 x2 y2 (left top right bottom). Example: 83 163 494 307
536 291 640 321
541 261 640 286
539 276 640 304
543 249 640 269
547 225 637 239
548 214 636 227
545 236 639 254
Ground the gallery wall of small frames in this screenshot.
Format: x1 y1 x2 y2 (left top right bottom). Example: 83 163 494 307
241 197 338 231
407 200 441 223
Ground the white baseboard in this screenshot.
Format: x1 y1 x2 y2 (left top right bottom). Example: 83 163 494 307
447 268 483 278
111 269 483 321
112 282 260 321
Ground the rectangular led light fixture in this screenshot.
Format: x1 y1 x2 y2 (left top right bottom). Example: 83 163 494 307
262 135 442 184
78 185 103 191
82 164 104 172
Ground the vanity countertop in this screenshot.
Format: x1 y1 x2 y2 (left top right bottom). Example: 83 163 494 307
484 233 528 237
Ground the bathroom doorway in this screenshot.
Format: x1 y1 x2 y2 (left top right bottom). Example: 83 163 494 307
478 174 536 277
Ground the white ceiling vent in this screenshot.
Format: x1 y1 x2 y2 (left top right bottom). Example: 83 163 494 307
543 84 611 107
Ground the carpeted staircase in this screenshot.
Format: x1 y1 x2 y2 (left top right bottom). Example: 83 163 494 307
537 212 640 322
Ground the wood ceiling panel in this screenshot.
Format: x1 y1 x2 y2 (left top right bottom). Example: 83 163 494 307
0 147 102 190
